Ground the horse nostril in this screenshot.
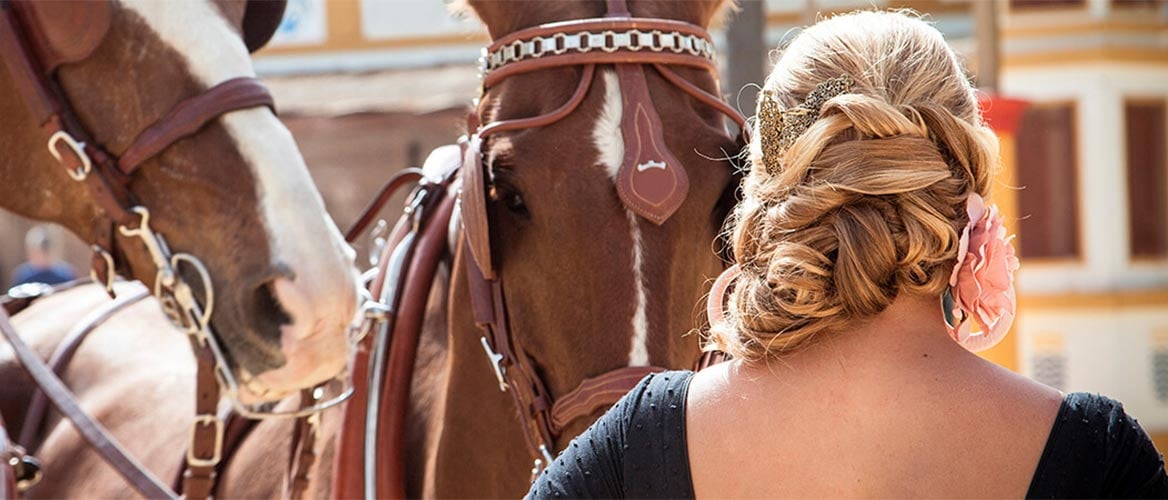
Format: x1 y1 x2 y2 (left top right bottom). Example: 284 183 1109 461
247 279 293 345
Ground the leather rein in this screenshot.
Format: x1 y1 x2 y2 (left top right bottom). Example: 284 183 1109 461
0 2 330 499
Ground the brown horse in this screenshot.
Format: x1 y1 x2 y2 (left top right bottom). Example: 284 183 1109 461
0 0 360 496
398 1 741 496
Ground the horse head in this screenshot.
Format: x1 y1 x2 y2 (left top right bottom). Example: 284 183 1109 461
462 0 741 444
0 0 359 404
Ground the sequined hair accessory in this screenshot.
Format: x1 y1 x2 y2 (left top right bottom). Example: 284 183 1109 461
758 74 854 175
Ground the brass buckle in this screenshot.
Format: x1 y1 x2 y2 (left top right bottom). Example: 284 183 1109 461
185 414 224 467
47 131 92 181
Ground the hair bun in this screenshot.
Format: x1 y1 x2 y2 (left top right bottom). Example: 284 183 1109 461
710 11 1001 362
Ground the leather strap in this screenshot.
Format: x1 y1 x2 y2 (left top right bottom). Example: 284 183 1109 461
459 135 494 280
653 64 750 140
171 407 259 500
613 60 689 224
376 193 455 499
332 175 455 500
0 6 56 126
345 168 425 243
485 18 709 52
0 307 178 499
548 366 664 433
0 413 15 500
180 347 222 500
20 286 150 450
285 391 318 500
478 64 595 139
480 17 717 89
119 77 276 174
483 51 715 90
10 0 112 74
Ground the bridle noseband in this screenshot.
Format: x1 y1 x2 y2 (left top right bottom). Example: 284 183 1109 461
461 0 749 479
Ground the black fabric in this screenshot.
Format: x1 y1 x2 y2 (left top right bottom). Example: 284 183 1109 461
1026 392 1168 498
528 371 694 499
528 370 1168 499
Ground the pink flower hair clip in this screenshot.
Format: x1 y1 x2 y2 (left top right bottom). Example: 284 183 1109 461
943 193 1020 352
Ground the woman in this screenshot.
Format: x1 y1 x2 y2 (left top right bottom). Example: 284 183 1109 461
528 10 1167 499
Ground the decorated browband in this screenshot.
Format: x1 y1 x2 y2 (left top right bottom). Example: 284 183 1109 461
757 74 855 175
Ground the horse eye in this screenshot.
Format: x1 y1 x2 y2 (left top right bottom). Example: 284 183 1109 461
503 192 528 216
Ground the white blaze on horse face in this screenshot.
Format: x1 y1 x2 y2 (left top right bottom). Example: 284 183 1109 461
594 70 651 367
120 0 359 393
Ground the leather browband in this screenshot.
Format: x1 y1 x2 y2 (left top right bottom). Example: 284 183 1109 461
485 18 714 53
479 18 717 89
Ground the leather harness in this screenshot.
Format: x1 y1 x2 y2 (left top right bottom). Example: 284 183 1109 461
0 1 330 499
333 1 747 497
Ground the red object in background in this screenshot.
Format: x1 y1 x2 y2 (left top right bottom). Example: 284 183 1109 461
979 94 1029 134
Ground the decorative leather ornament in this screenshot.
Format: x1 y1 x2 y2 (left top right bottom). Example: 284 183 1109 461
14 0 112 73
460 135 495 279
614 64 689 225
242 0 287 53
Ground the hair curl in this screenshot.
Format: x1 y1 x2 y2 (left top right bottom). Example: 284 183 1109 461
711 10 1001 361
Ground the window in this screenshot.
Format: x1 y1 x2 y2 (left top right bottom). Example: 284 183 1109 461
1010 0 1085 8
1017 104 1080 259
1126 100 1168 258
1113 0 1161 6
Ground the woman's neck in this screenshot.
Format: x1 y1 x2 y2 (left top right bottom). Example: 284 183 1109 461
733 293 978 385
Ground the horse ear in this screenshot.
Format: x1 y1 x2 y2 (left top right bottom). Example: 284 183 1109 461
14 0 112 73
242 0 287 53
460 135 495 280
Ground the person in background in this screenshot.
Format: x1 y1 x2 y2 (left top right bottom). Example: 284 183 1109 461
10 225 76 288
528 10 1167 499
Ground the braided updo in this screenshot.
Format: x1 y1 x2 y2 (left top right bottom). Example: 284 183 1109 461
711 11 1001 361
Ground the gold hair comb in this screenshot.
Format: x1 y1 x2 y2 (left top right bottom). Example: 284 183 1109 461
758 74 854 175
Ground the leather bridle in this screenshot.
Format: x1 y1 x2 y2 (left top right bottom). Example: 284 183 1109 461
0 1 346 498
333 3 747 496
461 0 748 479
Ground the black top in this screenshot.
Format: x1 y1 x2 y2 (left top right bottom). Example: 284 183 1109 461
528 370 1168 499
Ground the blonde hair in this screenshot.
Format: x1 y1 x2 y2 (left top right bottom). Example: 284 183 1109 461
711 11 1000 362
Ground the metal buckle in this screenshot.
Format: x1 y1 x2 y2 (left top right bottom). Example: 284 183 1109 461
89 245 116 297
185 414 224 467
528 445 555 480
480 336 508 392
47 131 92 181
7 445 42 492
5 282 52 300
